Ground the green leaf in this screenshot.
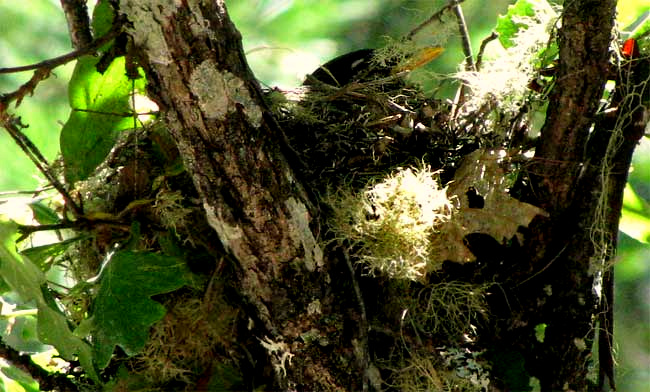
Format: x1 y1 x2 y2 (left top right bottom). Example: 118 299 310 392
91 250 190 369
495 0 552 49
28 201 60 225
0 361 39 392
92 0 116 38
20 237 83 272
0 222 99 382
60 55 145 184
621 184 650 243
628 13 650 40
621 209 650 244
617 0 650 32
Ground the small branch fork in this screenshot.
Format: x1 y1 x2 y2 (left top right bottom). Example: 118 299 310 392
406 0 467 40
0 16 122 219
405 0 478 111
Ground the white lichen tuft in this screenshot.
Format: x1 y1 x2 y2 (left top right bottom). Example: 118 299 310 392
330 166 453 281
458 1 557 117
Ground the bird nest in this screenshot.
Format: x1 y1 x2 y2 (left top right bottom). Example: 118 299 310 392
269 74 461 192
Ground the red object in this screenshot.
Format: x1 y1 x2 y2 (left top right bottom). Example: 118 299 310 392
622 38 639 59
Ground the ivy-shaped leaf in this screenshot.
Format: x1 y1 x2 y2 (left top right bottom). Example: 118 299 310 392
91 250 190 369
0 222 98 382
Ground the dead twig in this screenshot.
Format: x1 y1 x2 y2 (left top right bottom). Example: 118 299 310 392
476 32 499 71
0 114 84 217
406 0 466 40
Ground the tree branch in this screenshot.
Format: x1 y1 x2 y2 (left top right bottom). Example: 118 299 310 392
0 341 78 392
116 0 328 387
60 0 93 50
530 0 617 213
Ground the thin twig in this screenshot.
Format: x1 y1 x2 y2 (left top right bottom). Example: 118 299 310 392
0 25 119 75
341 244 370 391
17 218 131 242
452 1 475 72
476 32 499 71
406 0 466 40
0 24 120 108
73 108 158 117
515 244 569 287
449 1 475 123
0 186 54 197
0 115 83 217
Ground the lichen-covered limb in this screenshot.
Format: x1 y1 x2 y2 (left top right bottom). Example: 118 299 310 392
117 0 325 385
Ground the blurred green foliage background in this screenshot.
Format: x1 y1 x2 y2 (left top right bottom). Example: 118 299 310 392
0 0 648 390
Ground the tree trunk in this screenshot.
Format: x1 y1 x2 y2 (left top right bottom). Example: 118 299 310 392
117 0 338 389
114 0 646 391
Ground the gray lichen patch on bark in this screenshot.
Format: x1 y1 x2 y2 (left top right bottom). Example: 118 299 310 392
119 0 177 65
285 197 323 271
202 202 243 253
203 201 274 304
189 60 263 127
189 60 229 120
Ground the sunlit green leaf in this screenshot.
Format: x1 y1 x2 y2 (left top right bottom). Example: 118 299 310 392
623 183 649 212
91 250 190 369
495 0 538 49
0 361 39 392
621 184 650 243
0 222 99 382
621 208 650 244
27 201 60 226
617 0 650 31
60 55 144 184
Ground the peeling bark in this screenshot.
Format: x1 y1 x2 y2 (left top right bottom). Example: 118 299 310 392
516 1 640 391
117 0 334 388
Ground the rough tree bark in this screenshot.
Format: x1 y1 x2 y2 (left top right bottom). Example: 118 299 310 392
113 0 645 391
522 1 644 390
116 0 336 389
